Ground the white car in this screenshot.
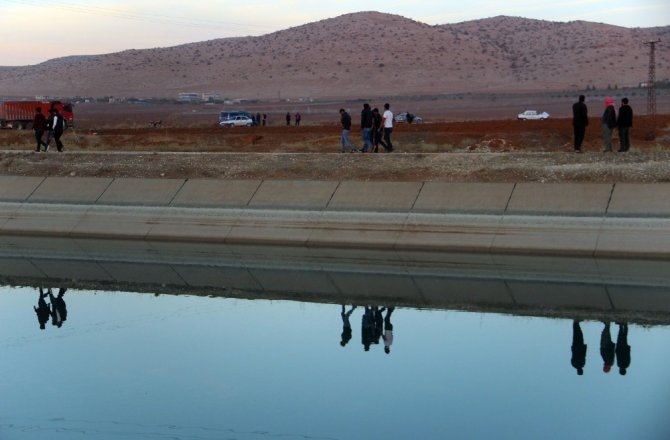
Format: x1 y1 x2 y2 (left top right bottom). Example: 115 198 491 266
517 110 550 120
219 115 255 127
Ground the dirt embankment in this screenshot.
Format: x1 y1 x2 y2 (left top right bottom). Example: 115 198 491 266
1 115 669 183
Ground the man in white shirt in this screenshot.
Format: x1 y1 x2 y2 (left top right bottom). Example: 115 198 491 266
379 103 394 152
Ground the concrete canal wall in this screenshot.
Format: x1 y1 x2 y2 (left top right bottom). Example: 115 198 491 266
1 176 670 259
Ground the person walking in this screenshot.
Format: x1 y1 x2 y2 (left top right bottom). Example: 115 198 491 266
32 107 48 152
262 113 267 126
44 108 55 151
34 287 50 330
52 108 66 152
383 307 395 354
340 305 357 347
617 98 633 152
339 108 358 153
601 96 617 152
371 107 382 153
295 112 301 126
600 322 615 373
360 103 373 153
572 95 588 153
285 112 291 126
379 103 394 152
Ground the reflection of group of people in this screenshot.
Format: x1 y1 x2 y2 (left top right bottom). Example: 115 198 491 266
571 320 630 376
340 305 395 353
34 288 68 329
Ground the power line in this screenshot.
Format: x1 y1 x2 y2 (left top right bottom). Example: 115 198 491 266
644 39 661 139
4 0 275 33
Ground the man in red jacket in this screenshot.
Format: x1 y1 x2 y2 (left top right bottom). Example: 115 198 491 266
32 107 48 152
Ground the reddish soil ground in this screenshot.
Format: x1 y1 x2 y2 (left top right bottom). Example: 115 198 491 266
1 103 669 183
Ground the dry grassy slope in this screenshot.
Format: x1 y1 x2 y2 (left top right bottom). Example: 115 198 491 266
0 11 668 99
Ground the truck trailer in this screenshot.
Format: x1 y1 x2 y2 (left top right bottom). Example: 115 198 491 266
0 101 74 129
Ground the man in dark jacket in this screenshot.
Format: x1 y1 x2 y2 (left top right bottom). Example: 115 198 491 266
617 97 633 152
32 107 48 152
601 96 617 152
616 322 631 375
360 103 373 152
339 108 358 153
600 322 615 373
571 320 587 375
572 95 588 152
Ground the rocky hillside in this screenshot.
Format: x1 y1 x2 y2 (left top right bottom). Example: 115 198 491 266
0 12 668 99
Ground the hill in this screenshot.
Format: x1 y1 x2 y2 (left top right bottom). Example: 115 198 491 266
0 12 668 99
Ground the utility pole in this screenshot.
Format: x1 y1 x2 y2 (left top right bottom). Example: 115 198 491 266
644 39 661 139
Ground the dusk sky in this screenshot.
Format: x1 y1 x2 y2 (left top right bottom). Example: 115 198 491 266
1 0 668 66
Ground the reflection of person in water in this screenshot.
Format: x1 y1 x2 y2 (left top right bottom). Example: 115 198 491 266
34 287 50 330
340 305 356 347
571 320 587 375
616 322 631 375
600 322 615 373
383 307 395 354
49 288 68 328
373 306 386 345
361 306 375 351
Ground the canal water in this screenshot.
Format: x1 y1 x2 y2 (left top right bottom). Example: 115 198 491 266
1 285 668 440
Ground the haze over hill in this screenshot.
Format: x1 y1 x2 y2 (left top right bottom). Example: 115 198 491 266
0 12 668 100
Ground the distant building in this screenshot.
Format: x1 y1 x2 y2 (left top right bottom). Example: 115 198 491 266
178 92 201 103
202 92 222 102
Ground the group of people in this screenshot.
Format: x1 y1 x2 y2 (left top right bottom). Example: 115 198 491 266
340 305 395 353
34 287 68 330
32 106 67 152
285 112 302 126
572 95 634 153
571 320 630 376
339 102 394 153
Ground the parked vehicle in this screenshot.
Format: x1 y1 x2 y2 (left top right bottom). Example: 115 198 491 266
517 110 549 120
219 110 256 126
395 112 423 123
0 100 74 129
219 115 255 127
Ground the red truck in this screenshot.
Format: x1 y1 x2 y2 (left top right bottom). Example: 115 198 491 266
0 100 74 129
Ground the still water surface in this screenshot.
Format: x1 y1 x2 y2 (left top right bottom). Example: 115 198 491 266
1 286 668 440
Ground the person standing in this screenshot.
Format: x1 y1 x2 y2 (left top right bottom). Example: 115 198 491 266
379 102 394 152
255 112 261 127
360 103 373 153
617 98 633 152
572 95 588 153
601 96 617 152
616 322 631 375
339 108 358 153
571 320 587 375
285 112 291 126
32 107 48 152
262 113 267 126
295 112 301 126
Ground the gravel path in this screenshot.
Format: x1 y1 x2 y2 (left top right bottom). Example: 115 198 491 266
2 150 670 182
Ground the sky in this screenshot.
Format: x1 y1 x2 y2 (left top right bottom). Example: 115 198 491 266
1 0 668 66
